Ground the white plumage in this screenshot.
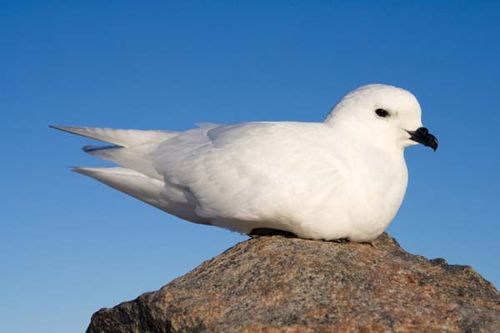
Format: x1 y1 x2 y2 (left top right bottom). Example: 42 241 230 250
53 84 437 242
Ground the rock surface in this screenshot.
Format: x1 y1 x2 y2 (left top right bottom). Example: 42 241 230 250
87 234 500 333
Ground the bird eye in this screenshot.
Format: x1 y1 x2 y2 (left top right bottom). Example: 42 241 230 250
375 108 390 118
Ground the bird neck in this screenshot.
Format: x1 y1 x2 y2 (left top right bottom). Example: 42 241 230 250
326 118 404 156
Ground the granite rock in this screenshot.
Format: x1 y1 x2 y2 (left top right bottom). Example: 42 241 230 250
87 234 500 333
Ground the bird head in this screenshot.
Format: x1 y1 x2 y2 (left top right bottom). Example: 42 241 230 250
325 84 438 152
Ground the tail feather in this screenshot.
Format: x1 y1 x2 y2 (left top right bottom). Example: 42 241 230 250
73 167 166 207
50 125 177 147
51 125 179 179
82 144 121 153
54 126 210 223
84 144 162 179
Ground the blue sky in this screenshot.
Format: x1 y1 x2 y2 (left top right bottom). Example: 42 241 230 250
1 1 499 332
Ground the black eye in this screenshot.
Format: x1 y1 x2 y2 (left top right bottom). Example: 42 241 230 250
375 108 390 118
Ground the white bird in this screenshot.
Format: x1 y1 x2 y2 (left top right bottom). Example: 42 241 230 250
52 84 437 242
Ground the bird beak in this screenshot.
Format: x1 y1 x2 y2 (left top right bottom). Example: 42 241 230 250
407 127 438 151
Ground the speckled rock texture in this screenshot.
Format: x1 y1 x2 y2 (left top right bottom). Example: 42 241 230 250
87 233 499 333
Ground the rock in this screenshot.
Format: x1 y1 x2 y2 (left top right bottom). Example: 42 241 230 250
87 234 500 333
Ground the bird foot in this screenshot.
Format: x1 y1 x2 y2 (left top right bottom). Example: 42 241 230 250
331 238 374 247
332 237 350 243
249 228 297 238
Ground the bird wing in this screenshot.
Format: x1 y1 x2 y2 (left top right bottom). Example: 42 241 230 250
153 122 344 229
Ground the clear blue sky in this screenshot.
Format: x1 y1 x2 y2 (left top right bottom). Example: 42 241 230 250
1 1 499 332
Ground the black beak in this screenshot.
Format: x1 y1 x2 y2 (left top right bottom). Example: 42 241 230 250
407 127 438 151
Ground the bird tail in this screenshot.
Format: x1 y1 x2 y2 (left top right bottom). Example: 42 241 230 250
51 125 178 178
49 125 176 147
